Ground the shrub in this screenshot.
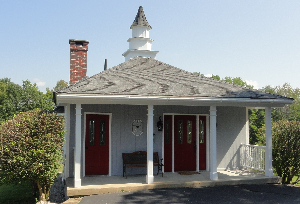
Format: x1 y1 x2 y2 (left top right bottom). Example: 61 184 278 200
272 120 300 184
0 109 65 201
258 120 300 184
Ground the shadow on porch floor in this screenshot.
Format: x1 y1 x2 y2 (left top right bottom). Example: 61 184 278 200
66 170 281 197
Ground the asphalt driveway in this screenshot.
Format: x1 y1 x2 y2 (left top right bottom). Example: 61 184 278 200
78 184 300 204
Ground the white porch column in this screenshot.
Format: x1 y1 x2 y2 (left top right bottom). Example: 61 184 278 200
64 104 70 179
209 106 218 180
74 104 82 188
265 107 273 177
146 105 154 184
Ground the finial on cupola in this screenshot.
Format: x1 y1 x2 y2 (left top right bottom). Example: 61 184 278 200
130 6 152 30
122 6 159 61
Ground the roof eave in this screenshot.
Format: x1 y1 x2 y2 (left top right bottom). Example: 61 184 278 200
56 94 293 107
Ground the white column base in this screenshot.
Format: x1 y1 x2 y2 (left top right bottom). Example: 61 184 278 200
146 175 154 184
210 172 218 180
74 179 81 188
265 169 274 177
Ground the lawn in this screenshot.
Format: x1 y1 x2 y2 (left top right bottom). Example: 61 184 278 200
0 165 64 204
0 182 37 204
292 175 300 186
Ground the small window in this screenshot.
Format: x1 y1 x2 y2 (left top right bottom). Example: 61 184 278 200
187 120 192 144
100 119 105 145
89 120 95 145
178 120 183 144
199 120 204 143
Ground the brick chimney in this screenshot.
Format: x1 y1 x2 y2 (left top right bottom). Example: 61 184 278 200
69 39 89 84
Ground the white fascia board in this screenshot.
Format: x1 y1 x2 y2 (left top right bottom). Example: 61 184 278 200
56 94 293 107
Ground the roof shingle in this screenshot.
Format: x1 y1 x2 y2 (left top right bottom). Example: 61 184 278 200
56 57 293 101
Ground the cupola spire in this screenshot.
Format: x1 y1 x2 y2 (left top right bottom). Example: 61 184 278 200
130 6 152 29
122 6 158 61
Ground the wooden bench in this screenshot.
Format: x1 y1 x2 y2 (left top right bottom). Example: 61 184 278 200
122 151 164 178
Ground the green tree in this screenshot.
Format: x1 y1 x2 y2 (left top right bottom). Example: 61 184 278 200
263 83 300 122
224 76 253 88
257 120 300 184
211 74 221 80
0 78 55 123
248 109 265 144
0 109 65 201
53 80 68 91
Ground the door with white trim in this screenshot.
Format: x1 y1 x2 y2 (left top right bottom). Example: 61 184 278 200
85 114 109 175
174 115 197 171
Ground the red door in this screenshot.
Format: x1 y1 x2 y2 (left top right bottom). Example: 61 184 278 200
164 115 172 172
199 116 206 170
85 114 109 175
174 115 196 171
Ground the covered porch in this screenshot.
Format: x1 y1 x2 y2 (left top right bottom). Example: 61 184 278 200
66 170 280 197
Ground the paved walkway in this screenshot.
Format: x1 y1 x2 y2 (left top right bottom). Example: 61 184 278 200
77 184 300 204
66 170 280 197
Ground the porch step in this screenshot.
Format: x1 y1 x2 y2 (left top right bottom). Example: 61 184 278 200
67 172 281 197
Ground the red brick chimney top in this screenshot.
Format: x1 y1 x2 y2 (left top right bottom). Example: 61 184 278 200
69 39 89 84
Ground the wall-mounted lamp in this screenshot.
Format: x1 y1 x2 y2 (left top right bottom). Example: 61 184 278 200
157 116 163 131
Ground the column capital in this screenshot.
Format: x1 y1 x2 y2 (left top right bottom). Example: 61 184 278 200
209 106 217 116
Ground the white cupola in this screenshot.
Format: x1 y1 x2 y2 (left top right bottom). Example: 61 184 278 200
122 6 159 61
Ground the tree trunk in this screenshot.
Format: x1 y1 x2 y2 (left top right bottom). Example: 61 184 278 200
37 181 46 201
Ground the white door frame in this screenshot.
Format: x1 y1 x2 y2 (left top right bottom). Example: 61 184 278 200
162 113 209 173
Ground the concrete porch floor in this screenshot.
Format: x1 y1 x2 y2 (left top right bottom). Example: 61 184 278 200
66 170 281 197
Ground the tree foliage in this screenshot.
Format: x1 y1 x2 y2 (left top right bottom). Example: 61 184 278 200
257 120 300 184
264 83 300 122
199 74 254 89
0 109 65 201
53 80 68 91
0 78 54 123
248 109 265 144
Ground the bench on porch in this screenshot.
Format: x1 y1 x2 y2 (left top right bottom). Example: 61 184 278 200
122 151 164 178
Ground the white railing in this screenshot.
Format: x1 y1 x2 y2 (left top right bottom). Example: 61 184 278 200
240 144 266 172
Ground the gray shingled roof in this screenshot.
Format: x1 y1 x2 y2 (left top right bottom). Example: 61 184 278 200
130 6 152 30
56 57 293 101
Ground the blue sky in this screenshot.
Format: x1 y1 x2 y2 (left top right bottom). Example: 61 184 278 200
1 1 299 92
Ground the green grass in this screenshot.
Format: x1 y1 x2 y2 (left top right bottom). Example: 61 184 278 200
0 182 37 204
0 165 63 204
292 175 300 186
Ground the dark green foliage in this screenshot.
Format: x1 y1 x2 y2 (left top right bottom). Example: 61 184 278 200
273 121 300 184
258 120 300 184
248 109 265 145
0 78 54 123
0 109 65 201
0 182 38 204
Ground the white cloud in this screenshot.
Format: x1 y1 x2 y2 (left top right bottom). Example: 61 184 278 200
245 80 259 89
204 74 212 78
33 78 46 87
